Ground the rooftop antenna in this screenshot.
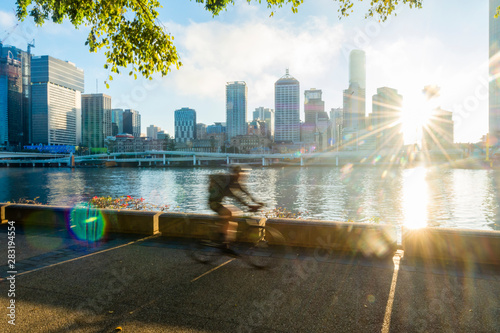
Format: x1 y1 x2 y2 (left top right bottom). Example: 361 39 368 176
286 68 289 75
96 79 98 93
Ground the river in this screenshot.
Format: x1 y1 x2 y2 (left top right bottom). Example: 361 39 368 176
0 166 499 231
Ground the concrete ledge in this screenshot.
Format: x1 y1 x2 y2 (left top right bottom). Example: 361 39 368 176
402 227 500 265
1 204 160 235
266 218 398 258
158 212 263 242
3 204 72 228
100 209 160 235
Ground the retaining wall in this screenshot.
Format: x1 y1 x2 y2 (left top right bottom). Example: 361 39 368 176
2 203 500 264
403 227 500 265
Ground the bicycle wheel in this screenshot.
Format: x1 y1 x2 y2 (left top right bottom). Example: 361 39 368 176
239 226 286 269
186 219 222 264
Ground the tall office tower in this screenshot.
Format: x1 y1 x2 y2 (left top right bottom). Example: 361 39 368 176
147 125 161 139
123 109 141 137
174 107 196 143
422 107 454 150
253 107 275 138
349 50 366 90
31 55 84 146
330 108 343 147
304 89 328 124
0 47 22 147
370 87 403 149
0 43 32 147
343 50 366 148
81 94 112 148
226 81 248 141
196 123 207 139
275 69 300 143
112 109 124 135
490 0 500 144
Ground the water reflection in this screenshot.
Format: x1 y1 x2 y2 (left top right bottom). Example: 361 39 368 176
402 167 429 229
0 166 499 230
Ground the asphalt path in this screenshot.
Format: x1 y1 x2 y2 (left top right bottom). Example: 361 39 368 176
0 224 499 333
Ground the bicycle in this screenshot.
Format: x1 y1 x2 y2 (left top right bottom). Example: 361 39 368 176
185 206 287 269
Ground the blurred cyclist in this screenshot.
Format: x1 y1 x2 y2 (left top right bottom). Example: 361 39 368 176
208 165 264 244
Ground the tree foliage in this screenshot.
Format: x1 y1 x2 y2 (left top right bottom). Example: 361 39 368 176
15 0 423 84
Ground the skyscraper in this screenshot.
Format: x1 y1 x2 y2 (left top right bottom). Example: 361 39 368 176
147 125 161 139
0 43 32 147
112 109 124 135
82 94 112 148
31 55 84 146
304 89 328 124
253 107 275 139
370 87 403 149
275 69 300 143
123 109 141 137
343 50 366 148
226 81 247 141
174 107 196 143
422 107 454 150
490 0 500 144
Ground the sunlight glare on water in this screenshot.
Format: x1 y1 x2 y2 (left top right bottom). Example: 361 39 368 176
402 167 429 229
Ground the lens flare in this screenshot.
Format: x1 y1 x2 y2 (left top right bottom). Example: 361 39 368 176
69 203 106 242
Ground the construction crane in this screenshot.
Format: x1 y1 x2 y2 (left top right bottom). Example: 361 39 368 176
27 39 35 54
0 23 19 44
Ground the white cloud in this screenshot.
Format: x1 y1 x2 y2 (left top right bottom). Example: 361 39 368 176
0 10 16 30
163 13 345 115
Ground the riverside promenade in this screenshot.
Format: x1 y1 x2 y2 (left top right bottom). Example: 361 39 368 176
0 223 499 333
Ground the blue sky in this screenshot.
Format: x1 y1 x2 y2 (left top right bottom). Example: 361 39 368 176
0 1 490 143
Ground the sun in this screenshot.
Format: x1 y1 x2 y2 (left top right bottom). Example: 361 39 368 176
401 94 435 146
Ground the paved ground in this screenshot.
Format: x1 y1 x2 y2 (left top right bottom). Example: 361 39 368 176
0 223 499 333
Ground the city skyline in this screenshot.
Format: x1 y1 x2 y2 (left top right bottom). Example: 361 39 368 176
0 1 490 143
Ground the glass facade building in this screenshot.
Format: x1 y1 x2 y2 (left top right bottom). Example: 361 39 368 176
112 109 124 135
275 70 300 143
123 109 141 137
31 55 84 145
175 107 196 143
253 107 275 139
82 94 112 148
0 43 31 147
226 81 248 141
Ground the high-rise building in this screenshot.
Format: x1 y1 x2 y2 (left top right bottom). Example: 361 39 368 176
174 107 196 143
490 0 500 144
147 125 161 139
123 109 141 137
226 81 247 141
82 94 112 148
196 123 207 139
349 50 366 90
304 89 328 124
112 109 124 135
343 50 366 149
275 69 300 143
370 87 403 149
0 43 32 147
253 107 275 139
31 55 84 146
422 107 454 150
329 108 343 148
